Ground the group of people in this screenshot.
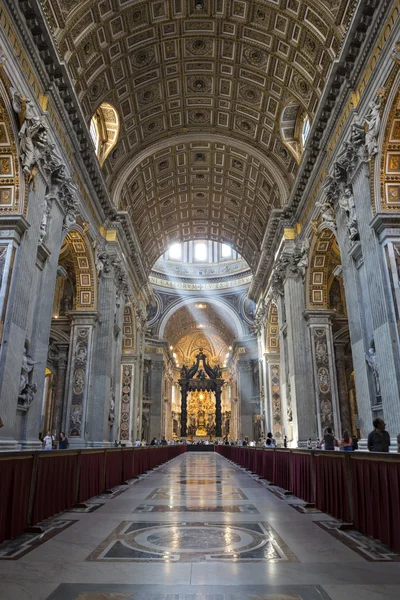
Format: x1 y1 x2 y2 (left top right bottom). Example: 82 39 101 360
41 430 69 450
314 418 394 452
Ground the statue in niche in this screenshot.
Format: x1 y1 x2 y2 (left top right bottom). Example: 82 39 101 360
320 397 333 429
338 186 358 241
38 200 51 244
93 240 105 278
365 346 381 398
19 344 36 395
316 199 336 231
18 383 37 408
109 390 116 424
364 94 382 159
286 382 293 422
350 121 365 148
11 89 49 177
63 295 73 313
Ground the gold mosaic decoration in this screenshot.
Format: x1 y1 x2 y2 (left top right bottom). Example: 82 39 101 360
122 305 135 353
380 85 400 212
0 93 21 214
307 228 337 309
266 301 280 353
65 230 96 310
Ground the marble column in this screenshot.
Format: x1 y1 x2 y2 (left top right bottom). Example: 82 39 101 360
51 343 69 437
0 217 28 450
351 161 400 438
134 321 145 440
86 264 118 446
237 360 253 439
283 273 316 446
149 359 164 440
333 342 352 434
64 312 98 447
305 310 341 440
335 205 373 441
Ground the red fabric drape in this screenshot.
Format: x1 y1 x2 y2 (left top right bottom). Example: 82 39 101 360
105 450 123 489
78 451 105 502
351 458 400 551
0 457 33 543
122 449 135 481
262 450 275 481
273 450 292 491
315 454 350 522
292 452 314 504
32 454 78 524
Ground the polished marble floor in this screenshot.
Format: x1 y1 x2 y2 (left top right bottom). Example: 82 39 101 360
1 452 400 600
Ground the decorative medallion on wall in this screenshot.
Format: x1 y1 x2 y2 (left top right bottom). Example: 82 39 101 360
69 327 90 437
120 365 133 441
312 328 334 432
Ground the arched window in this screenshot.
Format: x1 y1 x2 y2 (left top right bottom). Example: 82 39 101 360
280 102 310 163
301 116 311 148
89 102 119 166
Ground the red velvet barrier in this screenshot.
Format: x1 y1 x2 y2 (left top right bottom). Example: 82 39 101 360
78 451 105 502
315 453 350 522
273 450 292 491
122 449 135 481
105 450 123 489
262 449 275 481
0 456 33 543
32 453 78 524
253 449 263 475
351 457 400 551
292 452 314 504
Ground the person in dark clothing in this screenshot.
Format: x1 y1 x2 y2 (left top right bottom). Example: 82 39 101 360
352 435 359 451
324 427 335 451
59 432 69 449
160 436 167 446
368 418 390 452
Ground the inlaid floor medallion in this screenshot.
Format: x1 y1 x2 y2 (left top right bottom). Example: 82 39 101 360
87 521 298 563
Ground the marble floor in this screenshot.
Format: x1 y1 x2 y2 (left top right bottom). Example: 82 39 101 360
1 452 400 600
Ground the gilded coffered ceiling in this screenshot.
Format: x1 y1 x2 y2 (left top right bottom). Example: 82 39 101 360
42 0 356 270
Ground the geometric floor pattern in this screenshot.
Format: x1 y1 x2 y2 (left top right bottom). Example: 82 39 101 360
86 520 297 562
45 584 333 599
1 451 400 600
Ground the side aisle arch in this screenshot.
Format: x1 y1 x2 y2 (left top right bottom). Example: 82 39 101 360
63 229 98 310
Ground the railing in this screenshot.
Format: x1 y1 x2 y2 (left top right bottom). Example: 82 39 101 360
215 445 400 552
0 445 186 545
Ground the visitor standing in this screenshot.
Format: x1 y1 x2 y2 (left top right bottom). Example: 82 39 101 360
307 438 312 449
59 432 69 449
323 427 335 451
43 430 54 451
341 431 353 451
368 418 390 452
266 432 276 447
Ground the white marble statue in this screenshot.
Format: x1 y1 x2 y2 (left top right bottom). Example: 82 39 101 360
19 347 36 394
364 96 381 159
365 347 381 397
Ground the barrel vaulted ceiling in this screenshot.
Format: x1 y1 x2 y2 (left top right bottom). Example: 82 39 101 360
42 0 356 271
